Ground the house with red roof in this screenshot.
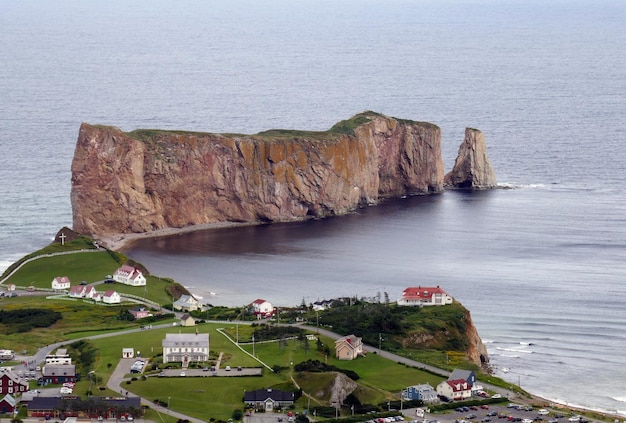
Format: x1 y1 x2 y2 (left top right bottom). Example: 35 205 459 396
397 286 454 306
113 265 146 286
68 285 87 298
102 290 121 304
335 334 364 360
0 370 28 396
251 299 273 318
436 378 472 401
51 276 71 290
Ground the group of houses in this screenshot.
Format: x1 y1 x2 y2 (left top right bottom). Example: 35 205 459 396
0 348 77 415
403 369 483 403
50 265 148 305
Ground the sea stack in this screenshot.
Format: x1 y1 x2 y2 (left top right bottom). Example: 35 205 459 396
444 128 497 189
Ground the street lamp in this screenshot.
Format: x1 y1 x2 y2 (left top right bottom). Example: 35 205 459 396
167 396 171 416
88 371 95 396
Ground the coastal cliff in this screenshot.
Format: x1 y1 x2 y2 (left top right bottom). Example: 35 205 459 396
71 112 445 238
445 128 497 189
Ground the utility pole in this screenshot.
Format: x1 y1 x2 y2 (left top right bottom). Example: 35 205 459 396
379 333 383 353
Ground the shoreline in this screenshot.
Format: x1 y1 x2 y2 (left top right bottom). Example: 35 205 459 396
96 221 265 252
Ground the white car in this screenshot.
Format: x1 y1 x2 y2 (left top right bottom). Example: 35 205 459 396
60 387 73 394
180 371 186 377
492 393 502 399
538 410 549 416
568 417 580 422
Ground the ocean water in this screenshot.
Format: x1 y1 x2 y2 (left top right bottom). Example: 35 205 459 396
1 0 626 416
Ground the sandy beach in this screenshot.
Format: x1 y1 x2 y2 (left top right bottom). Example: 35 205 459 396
96 221 264 252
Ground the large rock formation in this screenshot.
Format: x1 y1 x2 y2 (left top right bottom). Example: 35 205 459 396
444 128 497 189
71 112 446 238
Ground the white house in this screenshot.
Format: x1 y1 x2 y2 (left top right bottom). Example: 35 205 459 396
251 299 273 318
83 285 97 299
68 285 86 298
102 290 121 304
436 378 472 401
122 348 135 358
51 276 71 290
113 265 146 286
162 333 209 365
397 286 454 306
173 294 202 312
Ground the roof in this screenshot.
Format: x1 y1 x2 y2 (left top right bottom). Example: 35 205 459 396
252 298 269 305
115 265 143 279
335 334 361 346
444 379 470 392
1 394 16 406
42 364 76 377
103 290 117 297
402 286 449 300
69 285 85 295
53 276 70 283
162 333 209 347
244 388 295 403
449 369 474 382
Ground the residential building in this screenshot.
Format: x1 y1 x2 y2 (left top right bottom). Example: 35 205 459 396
244 388 295 411
51 276 71 290
102 290 121 304
251 298 273 318
173 294 202 312
397 286 454 306
68 285 86 298
162 333 209 365
403 384 438 403
129 306 150 319
0 394 16 414
436 378 472 401
180 313 196 327
41 364 76 385
83 285 97 299
335 334 364 360
113 265 146 286
122 348 135 358
449 369 477 387
0 370 28 395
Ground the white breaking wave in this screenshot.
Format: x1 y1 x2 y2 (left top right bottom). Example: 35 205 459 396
496 347 533 353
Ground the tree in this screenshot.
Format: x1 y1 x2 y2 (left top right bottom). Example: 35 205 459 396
232 409 243 420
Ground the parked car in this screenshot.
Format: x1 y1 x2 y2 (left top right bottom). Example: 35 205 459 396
538 410 550 416
225 366 231 371
481 405 490 410
180 371 186 377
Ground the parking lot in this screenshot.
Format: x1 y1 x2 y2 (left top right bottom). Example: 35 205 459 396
412 403 593 423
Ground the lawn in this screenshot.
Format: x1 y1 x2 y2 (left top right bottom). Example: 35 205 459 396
4 251 176 305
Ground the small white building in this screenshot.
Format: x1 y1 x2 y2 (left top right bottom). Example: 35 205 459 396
102 290 121 304
83 285 97 299
113 265 146 286
122 348 135 358
51 276 71 290
68 285 87 298
251 298 273 318
162 333 209 365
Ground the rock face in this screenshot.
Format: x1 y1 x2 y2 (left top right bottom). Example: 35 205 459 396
464 310 490 369
71 112 446 237
444 128 497 189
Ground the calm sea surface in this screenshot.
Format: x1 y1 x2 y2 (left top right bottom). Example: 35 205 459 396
1 0 625 415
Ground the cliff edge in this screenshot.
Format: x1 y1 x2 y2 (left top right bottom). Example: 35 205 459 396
444 128 497 189
71 112 445 238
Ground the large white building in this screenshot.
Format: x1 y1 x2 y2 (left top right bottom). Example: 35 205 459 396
397 286 454 306
113 265 146 286
162 333 209 365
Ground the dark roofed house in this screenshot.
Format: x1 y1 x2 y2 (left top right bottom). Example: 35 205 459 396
244 388 294 411
41 364 76 384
